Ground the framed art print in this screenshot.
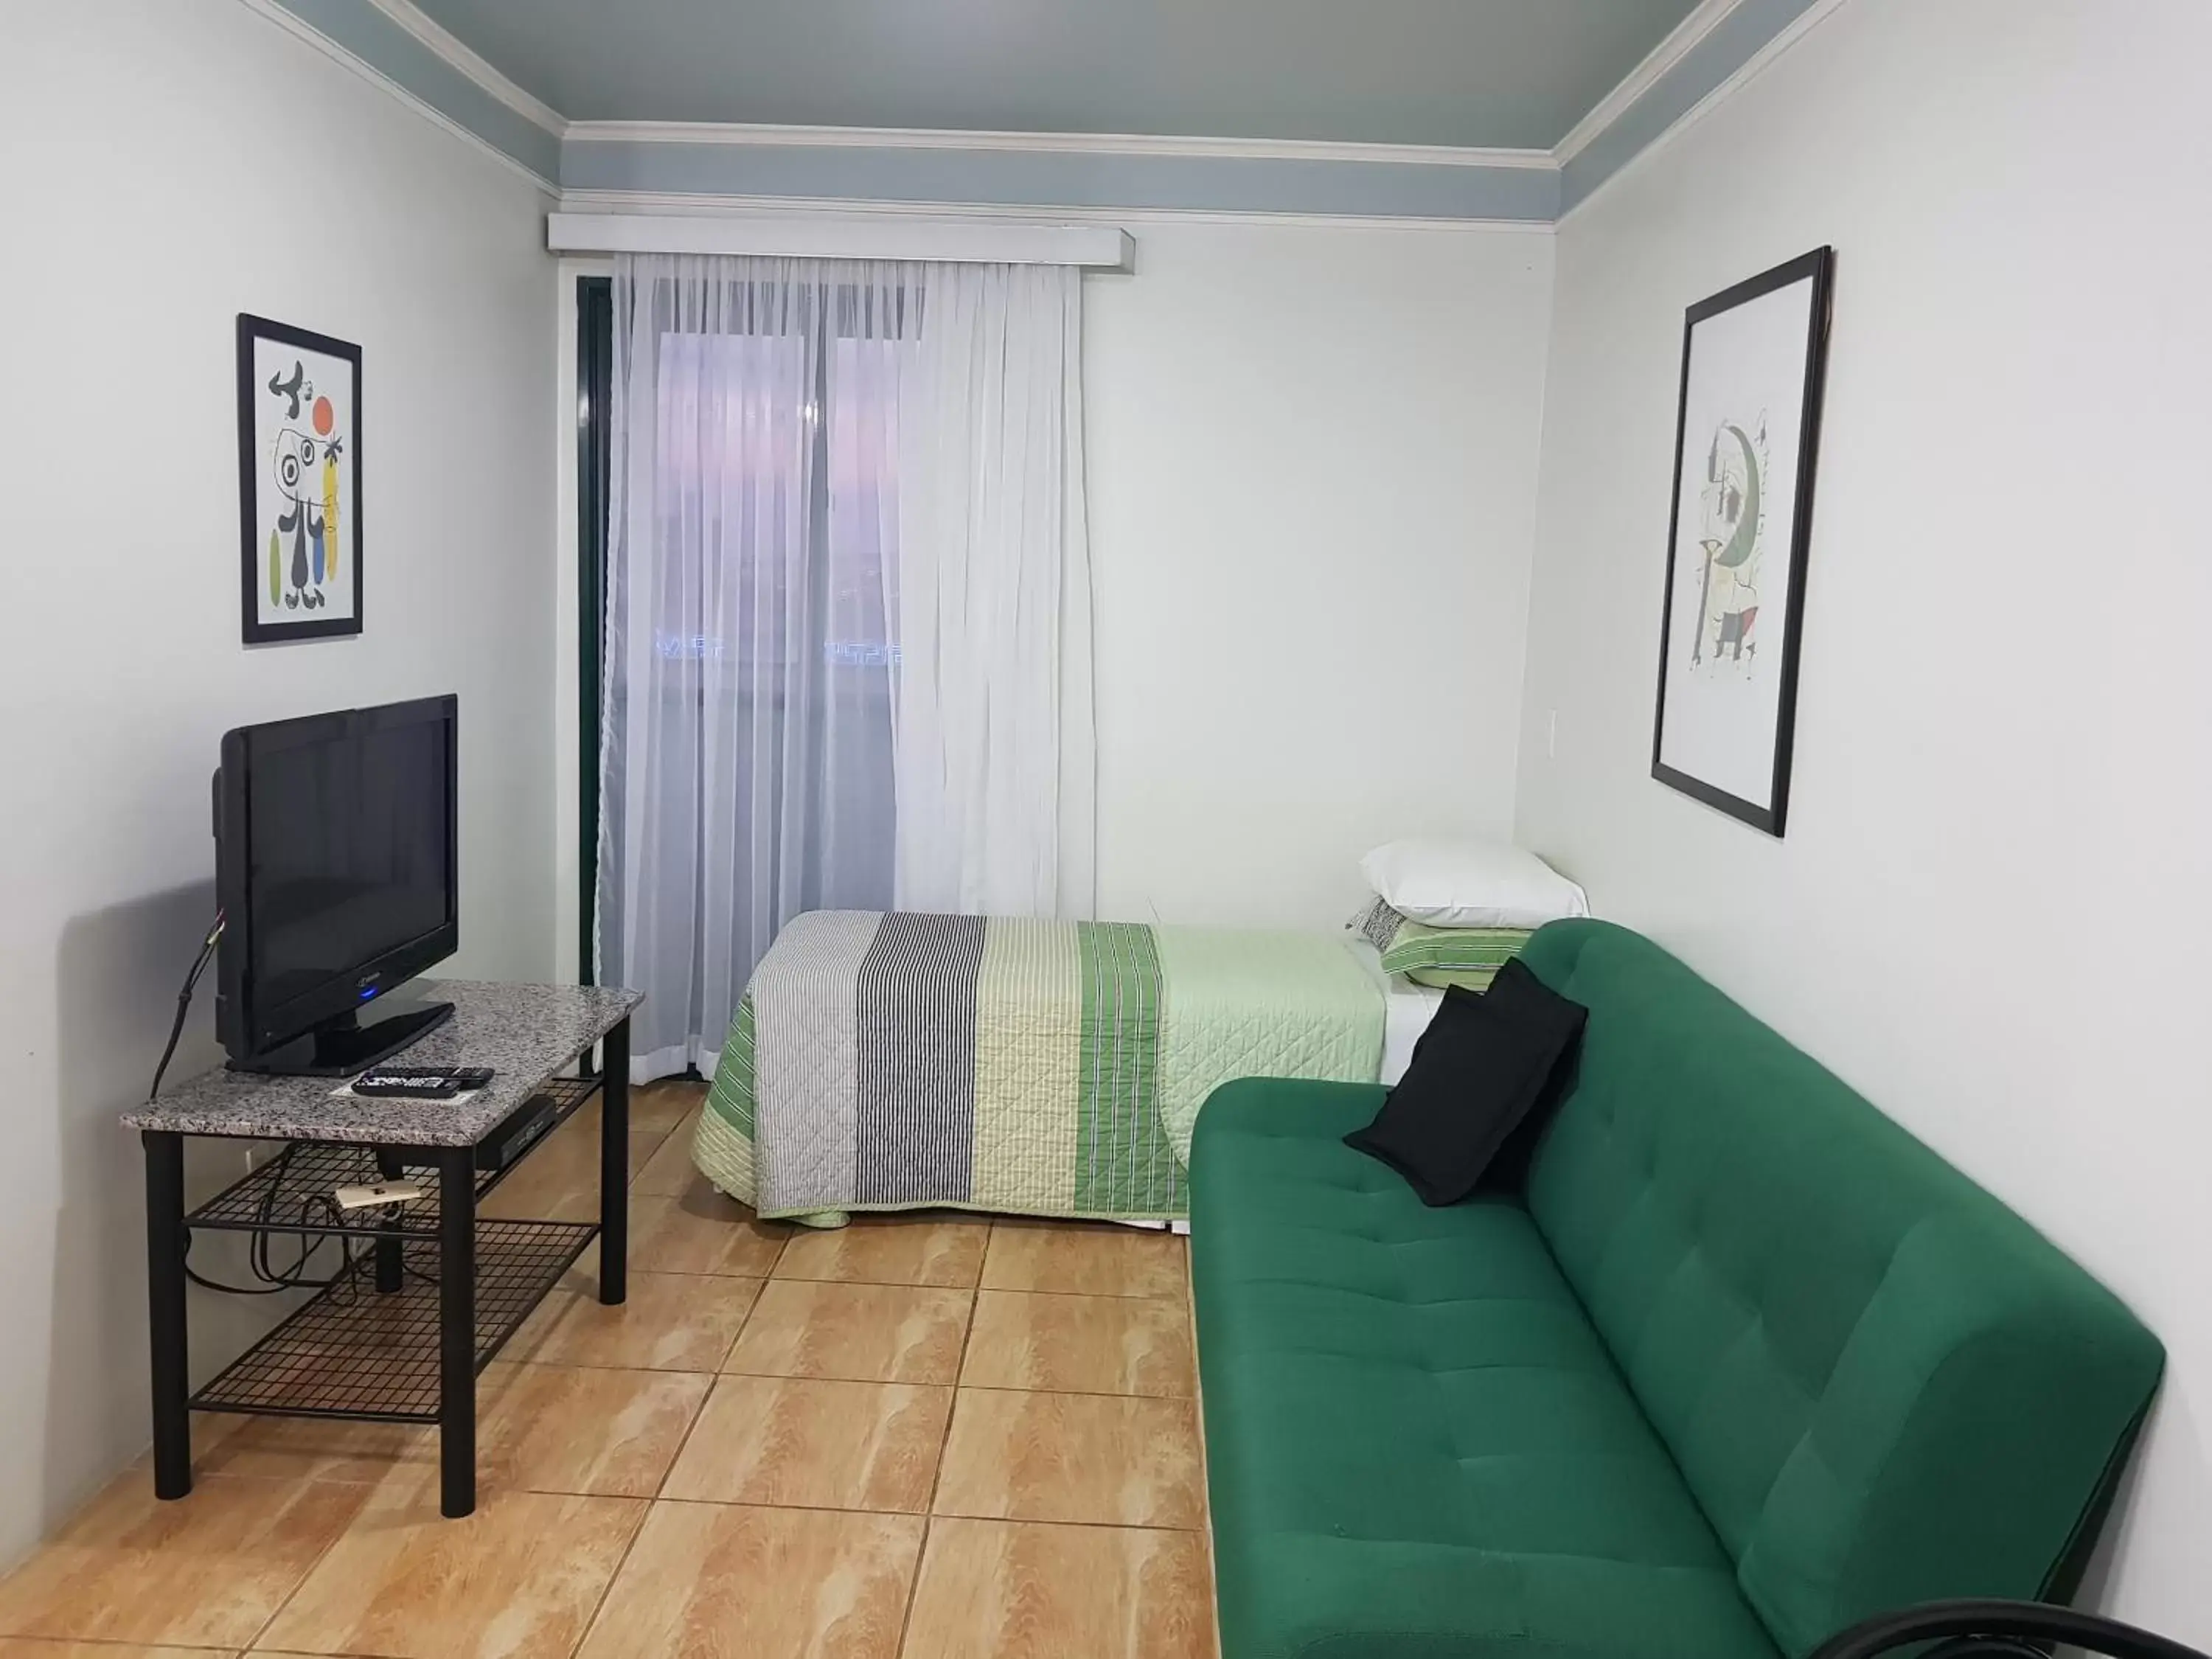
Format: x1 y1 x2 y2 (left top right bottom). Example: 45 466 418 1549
237 313 361 643
1651 246 1834 836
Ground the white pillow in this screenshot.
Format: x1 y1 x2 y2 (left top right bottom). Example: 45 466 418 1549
1360 839 1589 931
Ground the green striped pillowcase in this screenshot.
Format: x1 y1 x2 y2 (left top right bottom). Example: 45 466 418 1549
1352 897 1534 990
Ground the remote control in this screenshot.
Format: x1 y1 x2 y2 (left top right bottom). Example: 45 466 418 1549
350 1065 495 1099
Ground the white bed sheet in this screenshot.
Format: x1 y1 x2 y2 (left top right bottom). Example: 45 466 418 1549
1381 975 1444 1084
1343 936 1443 1084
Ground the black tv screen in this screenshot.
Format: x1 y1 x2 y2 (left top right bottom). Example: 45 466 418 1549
248 719 450 1004
216 695 459 1071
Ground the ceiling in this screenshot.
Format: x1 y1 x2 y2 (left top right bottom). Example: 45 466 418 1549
406 0 1704 150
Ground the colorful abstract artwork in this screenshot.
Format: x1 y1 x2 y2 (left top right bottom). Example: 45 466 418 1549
1652 248 1834 837
237 314 361 643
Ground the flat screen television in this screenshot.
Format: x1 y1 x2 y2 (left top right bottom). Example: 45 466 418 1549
213 695 459 1075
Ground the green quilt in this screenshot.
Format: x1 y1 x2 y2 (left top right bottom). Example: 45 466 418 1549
692 911 1384 1222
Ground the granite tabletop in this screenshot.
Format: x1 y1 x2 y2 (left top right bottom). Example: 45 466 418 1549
122 980 644 1147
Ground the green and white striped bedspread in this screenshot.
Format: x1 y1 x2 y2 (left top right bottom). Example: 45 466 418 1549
692 911 1385 1222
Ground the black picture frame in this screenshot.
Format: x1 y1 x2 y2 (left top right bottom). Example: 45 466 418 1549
237 313 363 644
1650 246 1834 836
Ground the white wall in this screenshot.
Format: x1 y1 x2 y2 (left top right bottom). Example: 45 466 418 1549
550 220 1556 941
1087 218 1553 928
1514 0 2212 1637
0 0 557 1568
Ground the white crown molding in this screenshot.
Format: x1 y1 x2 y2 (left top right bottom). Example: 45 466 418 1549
363 0 567 135
1552 0 1744 165
234 0 557 192
1557 0 1851 222
555 187 1556 236
562 120 1556 172
549 210 1133 268
234 0 1831 227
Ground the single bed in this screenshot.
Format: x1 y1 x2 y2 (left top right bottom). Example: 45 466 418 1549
688 910 1437 1225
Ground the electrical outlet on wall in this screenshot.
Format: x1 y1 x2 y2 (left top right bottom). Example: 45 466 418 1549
1547 710 1559 759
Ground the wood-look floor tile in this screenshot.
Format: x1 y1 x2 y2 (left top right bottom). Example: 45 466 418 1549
254 1479 646 1659
660 1376 950 1512
724 1280 971 1385
179 1411 434 1485
934 1390 1203 1528
961 1290 1194 1397
505 1270 759 1371
554 1099 665 1163
475 1363 712 1498
771 1215 988 1288
627 1080 706 1136
0 1473 366 1649
629 1111 703 1197
575 1501 922 1659
479 1114 661 1222
558 1093 690 1143
629 1178 790 1276
981 1222 1186 1300
549 1237 611 1295
0 1642 248 1658
903 1517 1215 1659
175 1364 548 1487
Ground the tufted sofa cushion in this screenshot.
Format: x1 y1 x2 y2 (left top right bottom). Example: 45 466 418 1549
1192 1078 1779 1659
1189 920 2162 1659
1516 921 2162 1654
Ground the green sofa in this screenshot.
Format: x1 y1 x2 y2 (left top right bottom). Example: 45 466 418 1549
1190 919 2161 1659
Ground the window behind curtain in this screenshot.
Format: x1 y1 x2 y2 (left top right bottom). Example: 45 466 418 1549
599 265 917 1077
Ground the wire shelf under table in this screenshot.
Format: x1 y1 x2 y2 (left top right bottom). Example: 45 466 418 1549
188 1217 598 1423
184 1076 602 1238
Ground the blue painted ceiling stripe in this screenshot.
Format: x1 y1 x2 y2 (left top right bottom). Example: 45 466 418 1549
265 0 561 183
560 139 1559 221
255 0 1818 221
1561 0 1828 213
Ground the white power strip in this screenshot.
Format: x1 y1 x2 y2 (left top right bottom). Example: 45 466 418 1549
333 1179 425 1211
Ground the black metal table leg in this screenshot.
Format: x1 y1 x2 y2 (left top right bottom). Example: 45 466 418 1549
437 1145 476 1517
143 1130 192 1499
599 1018 628 1306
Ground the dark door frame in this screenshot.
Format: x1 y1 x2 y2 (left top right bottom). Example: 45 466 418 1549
576 276 612 984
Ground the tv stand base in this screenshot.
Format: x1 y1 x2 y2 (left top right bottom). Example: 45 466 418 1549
228 999 454 1077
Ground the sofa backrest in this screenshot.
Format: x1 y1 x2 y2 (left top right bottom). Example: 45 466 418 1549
1518 920 2161 1658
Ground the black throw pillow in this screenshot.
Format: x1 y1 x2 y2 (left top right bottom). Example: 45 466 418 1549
1344 958 1587 1206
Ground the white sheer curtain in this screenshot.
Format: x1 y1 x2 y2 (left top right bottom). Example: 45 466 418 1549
600 254 1093 1079
893 263 1093 917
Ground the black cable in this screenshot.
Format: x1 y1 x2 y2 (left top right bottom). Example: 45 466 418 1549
181 1146 376 1299
146 911 225 1103
289 1194 366 1295
249 1147 320 1288
184 1232 352 1296
147 910 438 1304
246 1150 368 1293
184 1257 294 1295
144 913 371 1301
150 1004 432 1298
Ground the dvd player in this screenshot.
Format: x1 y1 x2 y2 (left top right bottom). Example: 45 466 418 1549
476 1091 563 1173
